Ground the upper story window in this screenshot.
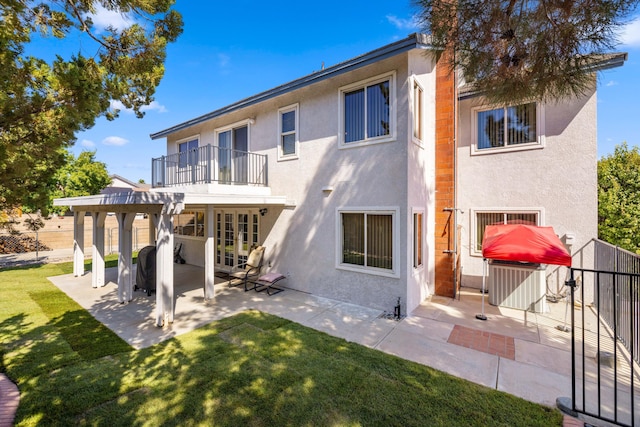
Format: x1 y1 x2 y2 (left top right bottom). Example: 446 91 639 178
216 121 250 184
278 104 298 160
178 137 198 168
339 72 396 148
472 209 541 255
473 102 544 154
412 80 424 143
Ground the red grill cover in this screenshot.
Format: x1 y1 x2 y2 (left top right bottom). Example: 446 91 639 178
481 224 572 267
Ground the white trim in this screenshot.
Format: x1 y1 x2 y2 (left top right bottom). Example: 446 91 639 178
470 207 546 256
411 208 425 271
471 102 545 155
214 118 254 151
214 208 260 270
335 206 400 278
176 134 200 145
338 71 397 149
174 209 206 240
410 76 425 148
277 103 299 161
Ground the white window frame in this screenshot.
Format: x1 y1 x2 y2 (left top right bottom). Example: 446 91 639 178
214 118 254 151
277 103 299 161
174 209 206 240
470 208 545 256
335 207 400 278
177 135 199 168
412 208 424 270
411 77 424 147
338 71 397 149
471 102 545 155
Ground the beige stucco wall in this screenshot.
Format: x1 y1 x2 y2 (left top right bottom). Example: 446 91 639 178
164 51 438 313
456 88 598 297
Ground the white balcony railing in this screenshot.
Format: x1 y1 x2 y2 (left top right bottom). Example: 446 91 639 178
152 145 268 188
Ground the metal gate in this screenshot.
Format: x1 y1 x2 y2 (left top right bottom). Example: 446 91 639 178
559 267 639 427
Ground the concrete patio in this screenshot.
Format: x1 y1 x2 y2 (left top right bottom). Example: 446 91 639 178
48 263 637 424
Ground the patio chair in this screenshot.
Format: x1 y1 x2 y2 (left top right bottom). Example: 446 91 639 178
229 245 265 291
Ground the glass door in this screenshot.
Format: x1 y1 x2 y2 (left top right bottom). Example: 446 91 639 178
215 210 259 269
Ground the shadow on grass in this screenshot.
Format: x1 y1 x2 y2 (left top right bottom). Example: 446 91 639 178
1 259 563 426
42 311 561 427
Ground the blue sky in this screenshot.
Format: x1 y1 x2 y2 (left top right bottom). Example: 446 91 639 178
67 1 640 183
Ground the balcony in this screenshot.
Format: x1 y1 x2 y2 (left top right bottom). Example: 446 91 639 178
152 145 268 188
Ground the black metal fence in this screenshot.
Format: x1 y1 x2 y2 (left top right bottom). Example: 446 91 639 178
563 265 639 426
151 145 268 188
594 240 640 365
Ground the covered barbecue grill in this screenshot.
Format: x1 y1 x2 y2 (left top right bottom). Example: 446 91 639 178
135 245 156 296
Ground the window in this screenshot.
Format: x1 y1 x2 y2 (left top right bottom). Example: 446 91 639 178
474 102 543 152
174 210 205 237
178 138 198 168
339 73 395 147
337 208 399 276
413 211 423 268
278 104 298 159
413 80 423 142
217 123 249 183
473 210 540 253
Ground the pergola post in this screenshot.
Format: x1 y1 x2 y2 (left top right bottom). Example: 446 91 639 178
148 214 156 245
73 210 86 277
204 205 215 299
154 207 175 326
91 212 107 288
116 212 136 303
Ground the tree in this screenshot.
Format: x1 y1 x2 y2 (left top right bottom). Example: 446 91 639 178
50 150 111 215
0 1 182 213
415 0 637 104
598 142 640 253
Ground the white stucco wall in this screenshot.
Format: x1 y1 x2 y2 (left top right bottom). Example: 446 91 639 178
456 88 598 296
405 49 437 312
161 50 438 313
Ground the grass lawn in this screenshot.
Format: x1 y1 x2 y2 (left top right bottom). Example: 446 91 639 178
0 258 564 426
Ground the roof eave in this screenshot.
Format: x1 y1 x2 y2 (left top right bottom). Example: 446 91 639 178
150 33 435 140
458 52 628 101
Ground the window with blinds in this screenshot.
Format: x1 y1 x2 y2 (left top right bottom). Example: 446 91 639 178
475 211 539 252
476 102 538 150
340 210 394 273
340 73 394 147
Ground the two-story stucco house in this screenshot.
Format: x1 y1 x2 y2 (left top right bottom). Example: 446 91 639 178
55 33 625 326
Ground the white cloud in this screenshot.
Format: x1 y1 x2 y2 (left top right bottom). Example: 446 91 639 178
110 99 167 114
606 80 618 87
80 139 96 148
218 53 230 68
141 101 168 113
620 18 640 47
86 4 135 33
386 14 419 31
102 136 129 146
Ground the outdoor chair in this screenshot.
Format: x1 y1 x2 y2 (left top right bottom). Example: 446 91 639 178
229 245 265 291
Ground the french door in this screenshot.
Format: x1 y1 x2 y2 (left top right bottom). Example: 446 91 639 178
215 210 259 269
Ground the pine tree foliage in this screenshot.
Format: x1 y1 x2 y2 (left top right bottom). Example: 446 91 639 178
415 0 637 104
0 1 183 213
